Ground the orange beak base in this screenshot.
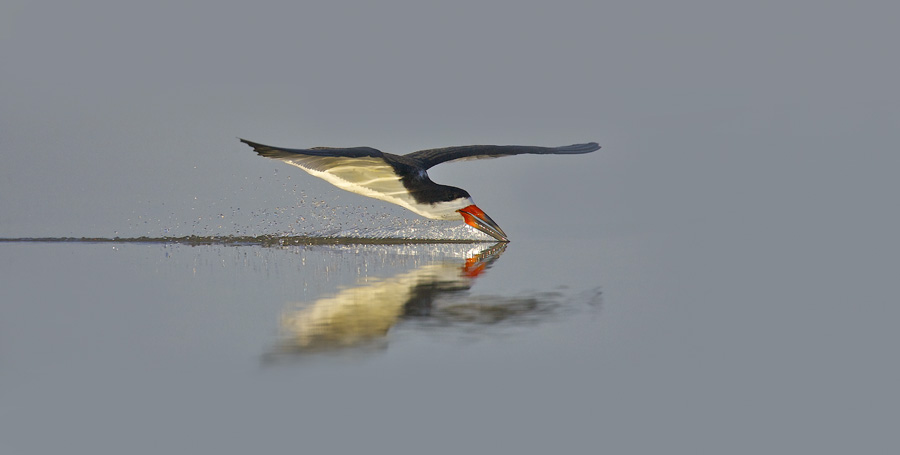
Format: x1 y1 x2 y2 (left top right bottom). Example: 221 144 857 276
458 205 509 242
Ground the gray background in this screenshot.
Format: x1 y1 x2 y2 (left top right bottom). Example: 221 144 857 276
4 0 895 240
2 1 899 454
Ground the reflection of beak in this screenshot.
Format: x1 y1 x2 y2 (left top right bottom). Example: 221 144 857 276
459 205 509 242
463 242 508 277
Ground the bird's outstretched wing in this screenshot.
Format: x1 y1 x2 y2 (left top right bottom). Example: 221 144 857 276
405 142 600 170
240 138 384 160
240 138 422 212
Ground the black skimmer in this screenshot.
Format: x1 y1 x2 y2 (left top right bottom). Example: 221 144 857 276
240 138 600 241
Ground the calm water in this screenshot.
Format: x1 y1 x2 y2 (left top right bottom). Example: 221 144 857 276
1 236 608 454
2 228 896 454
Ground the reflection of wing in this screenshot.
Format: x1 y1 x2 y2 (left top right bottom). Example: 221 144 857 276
280 263 471 351
277 243 507 354
406 143 600 169
239 138 423 213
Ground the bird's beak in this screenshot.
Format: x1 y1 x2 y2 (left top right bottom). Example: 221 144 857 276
459 205 509 242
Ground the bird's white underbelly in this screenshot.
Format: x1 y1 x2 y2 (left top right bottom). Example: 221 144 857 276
301 166 468 220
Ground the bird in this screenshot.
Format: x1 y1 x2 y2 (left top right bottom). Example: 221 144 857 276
239 138 600 241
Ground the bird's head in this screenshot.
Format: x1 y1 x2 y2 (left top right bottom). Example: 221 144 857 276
458 204 508 242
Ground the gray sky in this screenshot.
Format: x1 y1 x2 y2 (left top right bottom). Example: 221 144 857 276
1 1 898 239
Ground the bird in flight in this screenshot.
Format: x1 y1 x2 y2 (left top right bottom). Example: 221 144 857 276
240 138 600 241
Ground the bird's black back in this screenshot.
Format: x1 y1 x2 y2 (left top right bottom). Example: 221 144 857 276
382 154 471 204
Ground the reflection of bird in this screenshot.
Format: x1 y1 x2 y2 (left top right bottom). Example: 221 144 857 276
277 243 506 354
240 138 600 241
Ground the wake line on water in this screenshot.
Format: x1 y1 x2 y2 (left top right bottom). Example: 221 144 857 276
0 235 493 246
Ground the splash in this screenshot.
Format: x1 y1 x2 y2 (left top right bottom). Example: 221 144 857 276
329 221 496 241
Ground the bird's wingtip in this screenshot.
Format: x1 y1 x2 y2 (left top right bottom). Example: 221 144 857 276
238 138 278 157
557 142 601 154
239 137 271 150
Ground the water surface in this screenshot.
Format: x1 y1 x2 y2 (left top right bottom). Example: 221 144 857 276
1 236 607 454
2 219 897 455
